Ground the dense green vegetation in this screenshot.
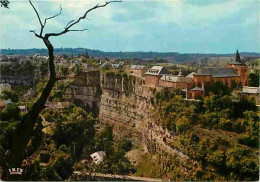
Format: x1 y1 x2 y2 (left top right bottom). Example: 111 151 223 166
0 61 34 77
146 87 259 181
248 72 260 87
0 99 133 180
0 90 19 102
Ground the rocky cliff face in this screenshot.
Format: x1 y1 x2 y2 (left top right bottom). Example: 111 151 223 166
99 72 188 160
62 70 187 159
63 70 102 111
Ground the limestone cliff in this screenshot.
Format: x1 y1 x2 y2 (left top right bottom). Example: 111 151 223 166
99 72 188 160
63 70 102 111
62 70 188 159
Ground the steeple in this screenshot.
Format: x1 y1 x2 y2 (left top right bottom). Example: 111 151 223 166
228 50 244 66
235 50 242 63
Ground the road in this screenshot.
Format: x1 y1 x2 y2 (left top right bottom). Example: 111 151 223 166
74 171 163 181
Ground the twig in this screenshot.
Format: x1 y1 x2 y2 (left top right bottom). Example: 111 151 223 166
68 28 89 32
43 4 63 26
46 0 122 38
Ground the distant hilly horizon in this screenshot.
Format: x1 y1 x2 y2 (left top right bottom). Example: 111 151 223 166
1 48 259 62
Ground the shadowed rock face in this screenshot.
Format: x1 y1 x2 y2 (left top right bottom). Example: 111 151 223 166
0 76 34 86
63 70 102 113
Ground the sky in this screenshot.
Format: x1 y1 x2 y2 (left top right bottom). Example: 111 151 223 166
0 0 259 53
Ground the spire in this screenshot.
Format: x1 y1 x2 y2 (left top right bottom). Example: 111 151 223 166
235 50 241 63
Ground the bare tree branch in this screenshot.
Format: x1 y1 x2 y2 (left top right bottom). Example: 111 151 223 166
0 0 10 8
29 1 62 37
46 0 122 38
30 30 42 38
65 20 75 28
43 4 62 26
68 28 89 32
29 0 43 36
67 0 121 30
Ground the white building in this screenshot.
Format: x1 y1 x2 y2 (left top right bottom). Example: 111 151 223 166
242 86 260 105
90 151 106 164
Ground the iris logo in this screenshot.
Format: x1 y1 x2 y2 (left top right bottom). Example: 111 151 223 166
8 168 23 175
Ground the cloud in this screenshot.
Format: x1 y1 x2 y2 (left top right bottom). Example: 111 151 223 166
156 0 257 27
0 0 259 53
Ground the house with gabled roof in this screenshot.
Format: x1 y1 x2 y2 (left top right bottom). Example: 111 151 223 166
145 66 169 88
158 69 193 90
129 65 148 77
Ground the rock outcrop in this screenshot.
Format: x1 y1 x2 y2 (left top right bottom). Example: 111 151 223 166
63 70 102 111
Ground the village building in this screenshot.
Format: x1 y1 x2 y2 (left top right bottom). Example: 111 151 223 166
193 67 240 89
242 86 260 106
158 69 194 90
90 151 106 164
100 61 110 68
78 55 87 61
129 65 148 77
193 51 247 89
226 50 247 86
111 62 124 69
145 66 169 88
186 72 196 79
189 86 204 100
18 106 26 112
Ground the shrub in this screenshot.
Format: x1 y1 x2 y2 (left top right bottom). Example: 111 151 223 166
40 151 51 163
0 103 21 121
238 133 259 148
1 90 19 102
218 118 233 131
176 116 190 133
120 140 133 152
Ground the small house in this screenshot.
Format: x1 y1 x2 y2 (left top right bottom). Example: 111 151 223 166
129 65 148 77
242 86 260 105
145 66 169 88
90 151 106 164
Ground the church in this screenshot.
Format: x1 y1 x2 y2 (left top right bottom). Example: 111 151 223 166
189 50 248 99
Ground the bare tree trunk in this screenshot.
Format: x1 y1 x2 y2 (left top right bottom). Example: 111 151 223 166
2 1 120 180
6 37 56 181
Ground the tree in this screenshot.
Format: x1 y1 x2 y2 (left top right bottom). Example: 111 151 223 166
95 124 114 156
85 51 90 59
0 90 19 102
60 65 69 75
0 0 9 8
0 103 21 121
248 72 259 87
2 0 121 180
